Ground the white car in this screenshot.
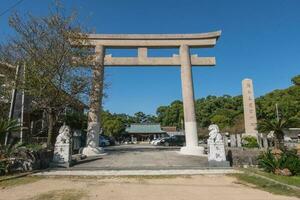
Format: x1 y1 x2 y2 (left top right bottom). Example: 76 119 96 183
150 138 158 145
152 138 166 145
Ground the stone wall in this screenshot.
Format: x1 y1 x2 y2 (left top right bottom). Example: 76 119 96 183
226 148 264 167
3 148 53 175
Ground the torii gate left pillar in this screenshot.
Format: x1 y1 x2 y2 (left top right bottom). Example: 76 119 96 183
80 31 221 156
82 45 105 156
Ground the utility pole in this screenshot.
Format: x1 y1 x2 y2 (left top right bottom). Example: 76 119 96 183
5 64 20 145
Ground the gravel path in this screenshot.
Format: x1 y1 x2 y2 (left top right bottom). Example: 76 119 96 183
0 175 298 200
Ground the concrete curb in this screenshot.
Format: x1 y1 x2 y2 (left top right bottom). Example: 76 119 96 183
33 169 241 176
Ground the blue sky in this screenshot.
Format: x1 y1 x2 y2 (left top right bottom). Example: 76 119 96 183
1 0 299 115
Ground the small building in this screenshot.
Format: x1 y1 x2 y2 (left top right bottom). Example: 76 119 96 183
125 123 167 142
161 126 185 137
0 62 88 144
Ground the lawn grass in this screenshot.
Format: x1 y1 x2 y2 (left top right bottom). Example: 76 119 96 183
0 176 42 188
29 189 87 200
231 171 300 198
243 168 300 187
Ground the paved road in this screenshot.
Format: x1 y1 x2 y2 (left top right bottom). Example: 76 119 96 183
72 144 209 170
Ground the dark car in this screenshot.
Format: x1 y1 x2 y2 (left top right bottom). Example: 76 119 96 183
100 134 116 146
160 135 185 146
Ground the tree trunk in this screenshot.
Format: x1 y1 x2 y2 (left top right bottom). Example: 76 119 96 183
47 110 55 147
274 137 280 149
275 132 284 149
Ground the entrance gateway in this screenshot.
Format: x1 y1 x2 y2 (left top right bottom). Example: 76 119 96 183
79 31 222 156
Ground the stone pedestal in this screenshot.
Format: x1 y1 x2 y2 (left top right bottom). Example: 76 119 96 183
53 144 71 167
208 141 230 167
52 125 72 167
180 146 205 156
82 122 104 156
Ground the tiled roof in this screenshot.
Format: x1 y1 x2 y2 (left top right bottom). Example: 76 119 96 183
126 124 165 133
161 126 177 132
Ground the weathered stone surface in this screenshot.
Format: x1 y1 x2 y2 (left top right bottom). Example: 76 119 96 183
230 135 236 147
86 31 222 48
207 125 227 163
236 134 242 147
179 44 204 156
83 45 105 156
226 148 263 166
53 125 71 166
208 141 227 162
242 79 258 137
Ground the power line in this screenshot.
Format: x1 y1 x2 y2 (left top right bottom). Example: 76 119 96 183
0 0 25 17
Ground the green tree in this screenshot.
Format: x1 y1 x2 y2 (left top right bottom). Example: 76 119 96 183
102 118 125 137
0 5 91 146
156 100 183 128
292 75 300 86
133 111 156 123
256 87 300 120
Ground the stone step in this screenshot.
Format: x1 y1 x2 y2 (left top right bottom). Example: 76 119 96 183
34 168 240 176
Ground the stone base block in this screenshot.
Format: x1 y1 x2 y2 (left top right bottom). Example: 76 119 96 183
179 146 206 156
82 146 105 157
208 160 230 168
50 161 72 168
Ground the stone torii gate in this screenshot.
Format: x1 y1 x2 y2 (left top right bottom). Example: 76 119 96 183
81 31 221 156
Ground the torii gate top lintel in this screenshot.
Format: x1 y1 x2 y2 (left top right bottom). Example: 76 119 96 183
87 30 221 41
85 30 221 48
82 30 221 66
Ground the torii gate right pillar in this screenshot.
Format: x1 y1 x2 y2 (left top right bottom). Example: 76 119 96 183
179 44 205 156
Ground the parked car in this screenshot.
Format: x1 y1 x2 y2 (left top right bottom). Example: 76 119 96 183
150 138 162 145
159 135 185 146
99 135 110 147
101 134 116 146
151 137 168 145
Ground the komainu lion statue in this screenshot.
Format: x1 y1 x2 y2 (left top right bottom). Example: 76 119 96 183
55 125 71 145
208 124 223 143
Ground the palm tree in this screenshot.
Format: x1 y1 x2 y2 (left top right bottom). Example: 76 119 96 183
0 119 20 145
258 117 300 149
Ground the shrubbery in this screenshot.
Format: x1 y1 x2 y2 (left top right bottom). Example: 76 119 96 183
242 136 259 148
258 148 300 176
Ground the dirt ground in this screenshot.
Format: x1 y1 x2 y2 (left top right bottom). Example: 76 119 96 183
0 175 299 200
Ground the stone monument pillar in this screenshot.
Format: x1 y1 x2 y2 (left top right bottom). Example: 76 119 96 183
179 45 204 156
242 78 258 138
82 45 105 156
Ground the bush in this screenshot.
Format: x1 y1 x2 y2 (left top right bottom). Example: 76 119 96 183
258 148 300 176
242 136 259 148
0 143 49 176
